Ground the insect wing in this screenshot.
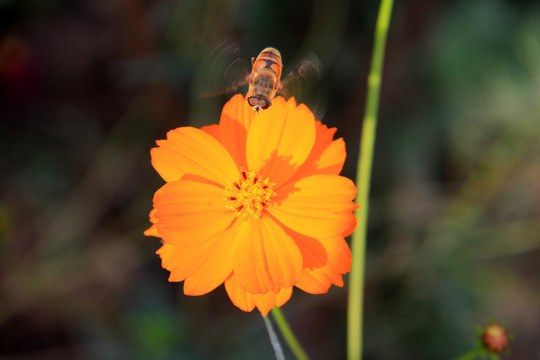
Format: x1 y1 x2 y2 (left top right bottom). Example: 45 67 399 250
198 40 250 98
280 53 326 119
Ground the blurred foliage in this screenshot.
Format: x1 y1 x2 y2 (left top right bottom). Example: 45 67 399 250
1 0 540 359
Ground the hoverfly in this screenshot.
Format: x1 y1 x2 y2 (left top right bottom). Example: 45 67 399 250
200 42 324 115
246 47 283 112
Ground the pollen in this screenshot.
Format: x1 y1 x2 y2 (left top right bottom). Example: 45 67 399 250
225 168 276 218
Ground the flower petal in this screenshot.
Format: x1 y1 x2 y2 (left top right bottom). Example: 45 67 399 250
218 94 255 169
233 216 302 294
144 225 160 237
151 127 238 185
246 97 316 185
316 137 346 174
224 274 256 313
224 275 293 316
273 286 293 308
270 174 358 239
286 122 346 185
144 209 161 237
153 180 237 247
296 236 351 294
201 124 221 141
157 242 212 282
253 287 293 316
183 220 241 295
278 222 327 270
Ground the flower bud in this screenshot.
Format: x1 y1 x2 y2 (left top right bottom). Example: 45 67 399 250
481 324 509 353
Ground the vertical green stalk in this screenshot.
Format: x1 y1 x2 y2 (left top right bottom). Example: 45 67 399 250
347 1 394 360
271 307 310 360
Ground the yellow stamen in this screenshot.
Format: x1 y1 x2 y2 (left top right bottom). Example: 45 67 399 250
225 168 276 218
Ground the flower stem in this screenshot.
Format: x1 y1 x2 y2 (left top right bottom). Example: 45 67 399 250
271 307 310 360
347 0 394 360
263 315 286 360
453 349 485 360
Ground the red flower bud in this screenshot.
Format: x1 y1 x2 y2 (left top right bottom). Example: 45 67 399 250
482 324 509 353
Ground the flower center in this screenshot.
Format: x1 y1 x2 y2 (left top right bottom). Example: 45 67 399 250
225 168 276 218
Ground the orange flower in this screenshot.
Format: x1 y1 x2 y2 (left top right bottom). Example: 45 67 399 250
145 94 357 316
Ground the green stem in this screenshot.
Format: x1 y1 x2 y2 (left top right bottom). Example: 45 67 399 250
347 1 394 360
263 314 286 360
271 307 310 360
453 348 484 360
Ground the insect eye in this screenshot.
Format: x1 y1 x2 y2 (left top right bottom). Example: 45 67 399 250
261 100 271 109
248 97 272 110
247 97 259 107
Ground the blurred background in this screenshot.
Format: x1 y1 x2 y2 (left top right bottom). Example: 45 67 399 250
1 0 540 359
